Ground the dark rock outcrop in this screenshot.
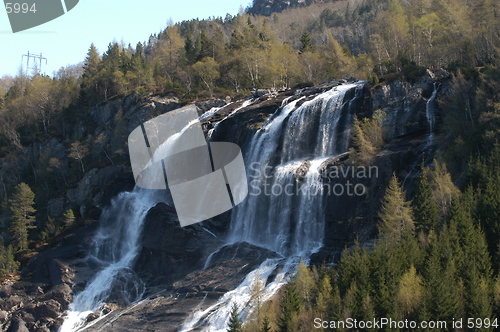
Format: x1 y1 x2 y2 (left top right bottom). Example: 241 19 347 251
80 243 280 332
66 165 134 219
247 0 309 16
134 203 224 288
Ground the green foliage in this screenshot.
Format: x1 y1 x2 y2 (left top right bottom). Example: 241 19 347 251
277 281 302 332
228 303 243 332
397 266 423 319
0 242 19 277
378 174 414 241
62 209 76 229
260 317 272 332
8 182 36 251
262 150 497 329
400 57 426 83
299 30 314 54
413 169 439 234
349 110 385 166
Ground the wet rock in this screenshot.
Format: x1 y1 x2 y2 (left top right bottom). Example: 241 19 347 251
85 312 101 323
195 98 226 114
78 243 280 332
134 203 223 288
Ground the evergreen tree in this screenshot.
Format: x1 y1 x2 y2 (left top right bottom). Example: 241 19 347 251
197 30 213 61
184 32 197 65
278 282 302 332
350 116 374 165
424 227 465 322
299 30 314 54
397 266 423 319
378 174 414 241
80 43 102 105
315 275 333 319
8 182 36 251
413 169 439 234
228 303 243 332
0 240 19 277
260 317 272 332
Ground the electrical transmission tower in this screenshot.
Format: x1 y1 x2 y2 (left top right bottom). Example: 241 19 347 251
22 51 48 73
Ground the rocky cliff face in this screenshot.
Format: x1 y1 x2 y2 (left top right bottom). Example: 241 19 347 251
246 0 308 16
0 71 452 331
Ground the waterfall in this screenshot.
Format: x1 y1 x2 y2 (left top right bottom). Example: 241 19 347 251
402 83 439 188
60 189 163 331
426 83 438 143
181 82 364 331
60 112 205 331
229 83 363 256
61 83 364 331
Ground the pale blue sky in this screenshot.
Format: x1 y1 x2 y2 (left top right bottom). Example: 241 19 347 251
0 0 251 77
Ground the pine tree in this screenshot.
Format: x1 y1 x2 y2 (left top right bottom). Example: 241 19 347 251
8 183 36 251
228 303 243 332
197 30 213 61
449 191 494 319
397 266 423 319
184 32 197 65
278 282 302 332
80 43 102 105
413 169 439 234
260 317 272 332
424 228 465 322
0 240 19 277
294 261 315 303
378 174 415 241
315 275 333 319
299 30 314 54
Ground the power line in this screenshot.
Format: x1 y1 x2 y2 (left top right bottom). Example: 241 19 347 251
21 51 48 73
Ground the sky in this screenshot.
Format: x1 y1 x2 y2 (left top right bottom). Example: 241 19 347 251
0 0 251 77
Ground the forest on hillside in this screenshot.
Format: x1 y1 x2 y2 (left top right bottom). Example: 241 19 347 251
1 0 500 330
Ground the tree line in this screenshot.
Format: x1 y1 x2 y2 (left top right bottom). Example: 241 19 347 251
228 159 500 331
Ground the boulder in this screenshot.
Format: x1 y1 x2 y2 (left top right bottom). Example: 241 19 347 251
195 98 226 114
0 310 8 323
31 300 61 320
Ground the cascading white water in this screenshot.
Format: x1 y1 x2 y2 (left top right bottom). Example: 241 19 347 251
61 115 206 331
229 83 363 256
426 83 438 143
60 189 162 331
62 83 364 331
402 83 439 188
181 83 364 331
207 99 254 139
